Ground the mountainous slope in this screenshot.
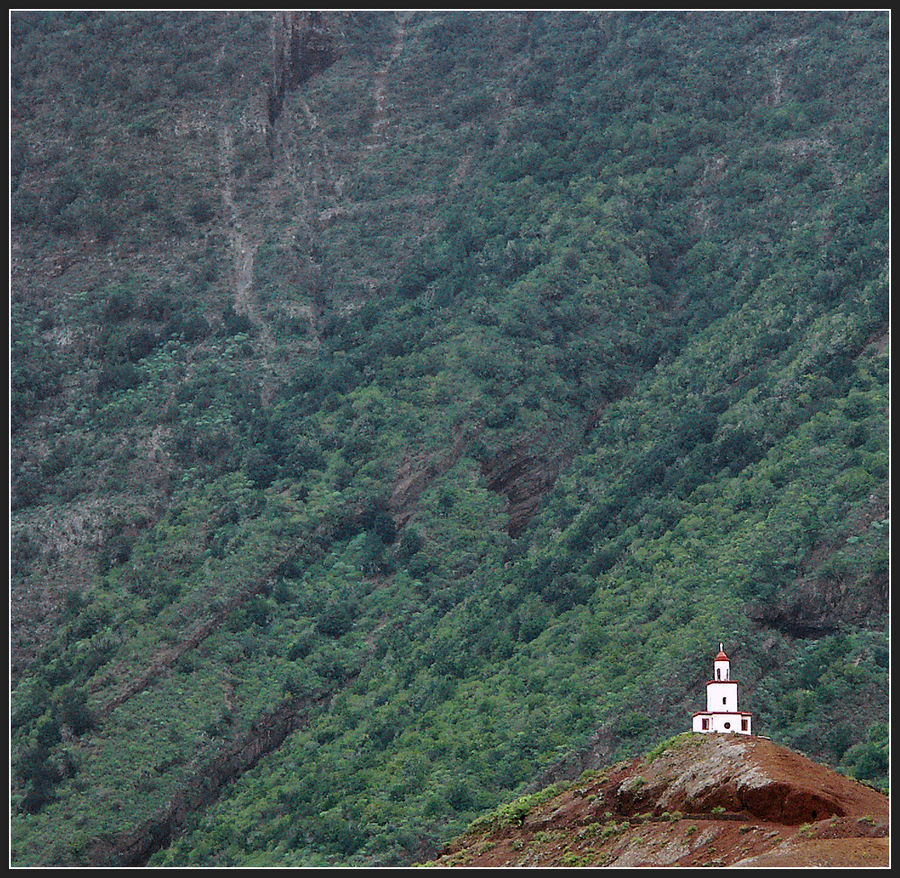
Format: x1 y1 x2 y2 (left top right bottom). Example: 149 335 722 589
10 10 888 866
427 733 889 867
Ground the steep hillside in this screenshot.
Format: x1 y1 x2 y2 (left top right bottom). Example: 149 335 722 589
10 10 888 867
427 733 889 867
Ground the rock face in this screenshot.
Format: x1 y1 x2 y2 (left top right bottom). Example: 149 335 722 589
388 430 573 538
480 439 574 537
428 734 888 868
750 569 888 637
749 489 889 636
267 11 341 129
610 735 882 825
388 429 470 528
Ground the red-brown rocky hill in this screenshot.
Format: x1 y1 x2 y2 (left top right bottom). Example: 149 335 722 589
426 733 889 868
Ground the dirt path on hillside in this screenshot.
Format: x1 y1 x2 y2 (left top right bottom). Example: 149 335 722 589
218 124 278 406
365 12 409 150
219 126 258 321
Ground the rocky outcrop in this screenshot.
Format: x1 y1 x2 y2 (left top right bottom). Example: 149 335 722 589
750 569 888 636
750 491 889 637
480 439 575 537
388 428 472 528
267 12 341 130
429 734 889 868
610 735 882 825
389 428 575 538
481 402 611 538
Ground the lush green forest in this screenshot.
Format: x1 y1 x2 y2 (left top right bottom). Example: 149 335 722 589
10 10 888 866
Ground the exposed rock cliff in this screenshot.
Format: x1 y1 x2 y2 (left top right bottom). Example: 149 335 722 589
480 438 575 537
267 11 341 130
749 488 889 637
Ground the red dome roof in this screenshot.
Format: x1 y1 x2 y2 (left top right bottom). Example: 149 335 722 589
715 649 729 661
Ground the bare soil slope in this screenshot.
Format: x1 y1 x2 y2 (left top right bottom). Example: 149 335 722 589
427 734 888 868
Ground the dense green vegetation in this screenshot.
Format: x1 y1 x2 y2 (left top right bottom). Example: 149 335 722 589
10 10 888 866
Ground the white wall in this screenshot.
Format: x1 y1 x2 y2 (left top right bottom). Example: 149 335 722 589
693 712 751 734
706 681 738 712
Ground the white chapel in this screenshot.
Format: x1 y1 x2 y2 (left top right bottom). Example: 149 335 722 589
692 643 752 735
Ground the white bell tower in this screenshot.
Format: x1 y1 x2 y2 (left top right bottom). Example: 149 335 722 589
692 643 752 735
714 643 730 681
